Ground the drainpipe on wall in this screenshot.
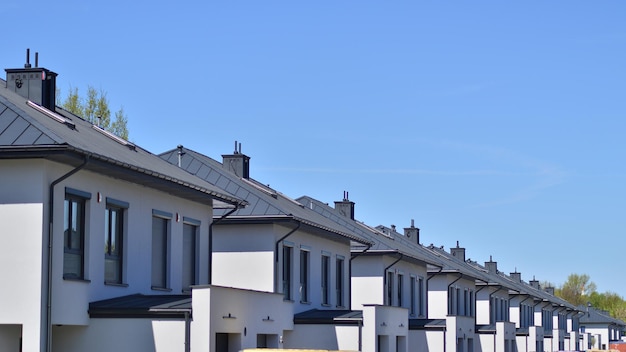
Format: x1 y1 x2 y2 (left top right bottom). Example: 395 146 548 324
46 156 89 352
383 252 403 306
349 243 371 309
208 207 238 285
274 221 302 293
488 286 504 324
446 273 463 315
184 311 191 352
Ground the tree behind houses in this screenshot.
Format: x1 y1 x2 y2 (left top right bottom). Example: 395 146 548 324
62 86 129 140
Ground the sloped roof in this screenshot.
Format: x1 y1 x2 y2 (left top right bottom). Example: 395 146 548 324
89 294 191 318
0 77 244 208
296 195 445 269
159 147 372 246
580 306 626 326
293 309 362 325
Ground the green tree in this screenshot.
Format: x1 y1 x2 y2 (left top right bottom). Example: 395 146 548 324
61 86 129 140
556 273 596 306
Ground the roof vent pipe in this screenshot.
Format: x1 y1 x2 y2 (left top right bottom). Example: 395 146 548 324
177 145 185 167
35 52 39 68
25 48 31 68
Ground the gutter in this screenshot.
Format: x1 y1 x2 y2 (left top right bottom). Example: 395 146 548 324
46 156 89 352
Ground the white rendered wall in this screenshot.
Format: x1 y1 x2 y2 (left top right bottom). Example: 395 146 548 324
0 160 47 352
52 318 185 352
47 163 213 325
212 224 275 292
191 285 294 352
285 324 359 350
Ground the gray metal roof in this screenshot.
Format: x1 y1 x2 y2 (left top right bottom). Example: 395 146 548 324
0 78 245 208
89 294 191 318
159 147 372 246
579 306 626 326
296 195 445 269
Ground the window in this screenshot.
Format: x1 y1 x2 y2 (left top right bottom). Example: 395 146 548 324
300 249 309 302
152 211 171 289
397 274 403 307
321 254 330 305
387 272 394 306
182 219 199 291
418 277 425 317
105 198 127 284
336 256 344 307
63 188 90 279
282 245 292 300
463 289 469 316
410 276 416 316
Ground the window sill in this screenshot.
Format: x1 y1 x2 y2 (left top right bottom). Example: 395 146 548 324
151 286 172 292
105 282 129 287
283 298 294 303
300 301 311 305
321 303 331 307
336 305 346 309
63 276 91 283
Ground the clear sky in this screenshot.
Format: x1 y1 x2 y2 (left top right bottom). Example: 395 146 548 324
4 1 626 296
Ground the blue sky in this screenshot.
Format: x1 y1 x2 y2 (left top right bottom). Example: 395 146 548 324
4 1 626 296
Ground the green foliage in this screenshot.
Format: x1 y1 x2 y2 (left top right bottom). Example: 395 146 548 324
60 86 129 140
555 273 626 322
556 273 596 306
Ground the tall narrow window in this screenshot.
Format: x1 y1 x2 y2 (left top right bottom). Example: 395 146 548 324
63 189 89 279
336 257 344 307
300 249 309 302
152 212 170 289
282 246 292 300
387 272 394 306
105 199 126 284
418 277 425 317
410 277 416 316
397 274 403 307
182 220 198 291
321 254 330 305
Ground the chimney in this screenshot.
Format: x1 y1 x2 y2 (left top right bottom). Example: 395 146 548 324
334 191 355 220
484 256 498 274
529 277 540 290
403 219 420 245
222 141 250 178
5 49 57 111
510 271 522 283
450 241 465 261
544 287 555 296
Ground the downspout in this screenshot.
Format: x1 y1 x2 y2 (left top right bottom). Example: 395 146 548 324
426 266 443 318
46 156 89 352
383 252 403 306
208 207 238 285
446 272 463 315
274 221 302 293
488 286 503 324
349 243 371 309
184 311 191 352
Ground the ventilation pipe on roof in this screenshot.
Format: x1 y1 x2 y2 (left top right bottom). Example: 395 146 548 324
177 145 185 168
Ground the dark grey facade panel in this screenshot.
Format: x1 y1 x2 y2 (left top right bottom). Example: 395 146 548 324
33 133 56 145
234 187 250 200
215 175 230 190
187 158 202 174
206 169 221 184
195 164 211 179
0 107 18 135
225 181 239 196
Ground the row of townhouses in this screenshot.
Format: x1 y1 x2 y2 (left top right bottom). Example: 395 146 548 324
1 57 624 352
